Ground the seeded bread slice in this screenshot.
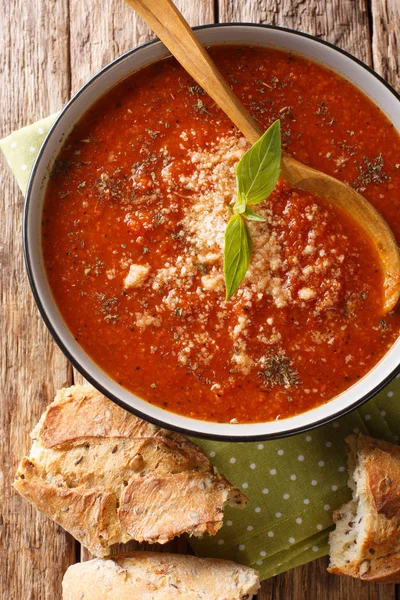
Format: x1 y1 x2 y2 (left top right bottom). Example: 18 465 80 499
13 385 247 557
328 434 400 582
62 553 260 600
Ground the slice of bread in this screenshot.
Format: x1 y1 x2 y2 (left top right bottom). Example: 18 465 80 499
328 433 400 582
62 553 260 599
13 385 247 557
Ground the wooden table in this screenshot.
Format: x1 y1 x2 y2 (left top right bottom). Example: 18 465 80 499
1 0 399 598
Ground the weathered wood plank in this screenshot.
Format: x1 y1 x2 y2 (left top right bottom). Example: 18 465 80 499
219 0 373 65
0 1 76 599
371 0 400 90
69 0 214 93
2 0 398 598
258 556 396 600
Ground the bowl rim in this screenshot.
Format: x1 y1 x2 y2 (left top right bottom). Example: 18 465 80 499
23 22 400 441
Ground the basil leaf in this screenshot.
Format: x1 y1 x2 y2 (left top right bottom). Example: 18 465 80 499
234 192 247 215
242 207 266 222
224 214 252 301
236 120 281 206
223 120 281 300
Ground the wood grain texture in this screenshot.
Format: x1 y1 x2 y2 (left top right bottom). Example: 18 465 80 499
219 0 373 65
371 0 400 90
258 556 396 599
0 1 76 599
1 0 399 599
69 0 214 93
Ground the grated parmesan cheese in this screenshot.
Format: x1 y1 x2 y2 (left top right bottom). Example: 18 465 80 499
124 264 150 290
123 133 356 375
298 287 317 301
135 313 161 328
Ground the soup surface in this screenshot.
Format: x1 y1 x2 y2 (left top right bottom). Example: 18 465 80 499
42 46 400 423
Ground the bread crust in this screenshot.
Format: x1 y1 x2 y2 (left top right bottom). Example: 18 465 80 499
13 385 247 557
119 471 236 543
329 554 400 584
62 553 260 600
14 458 123 556
328 434 400 583
358 435 400 521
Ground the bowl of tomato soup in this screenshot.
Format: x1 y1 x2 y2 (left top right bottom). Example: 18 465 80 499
24 25 400 440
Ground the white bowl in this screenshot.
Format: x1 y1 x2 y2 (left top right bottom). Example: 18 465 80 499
24 24 400 441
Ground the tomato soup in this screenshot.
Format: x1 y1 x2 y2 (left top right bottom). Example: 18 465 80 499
42 46 400 423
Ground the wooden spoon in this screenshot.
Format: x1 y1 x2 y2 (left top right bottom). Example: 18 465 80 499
124 0 400 314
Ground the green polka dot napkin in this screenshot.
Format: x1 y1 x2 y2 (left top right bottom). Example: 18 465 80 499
2 116 400 581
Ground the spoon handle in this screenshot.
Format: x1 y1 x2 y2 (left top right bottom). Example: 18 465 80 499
124 0 262 144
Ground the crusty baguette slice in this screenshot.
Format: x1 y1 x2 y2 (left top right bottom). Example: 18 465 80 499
328 434 400 582
13 385 247 557
62 553 260 600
